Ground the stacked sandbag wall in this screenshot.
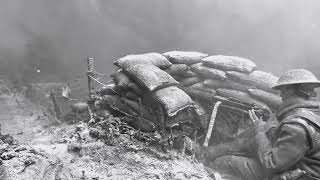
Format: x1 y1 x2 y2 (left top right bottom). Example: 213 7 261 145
95 53 197 136
96 51 281 145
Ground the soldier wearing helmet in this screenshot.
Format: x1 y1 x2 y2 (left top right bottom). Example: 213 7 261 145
206 69 320 180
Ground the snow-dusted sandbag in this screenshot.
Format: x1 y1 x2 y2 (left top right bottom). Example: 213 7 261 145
123 64 178 92
111 69 132 88
128 82 145 96
95 95 138 116
152 86 194 117
202 55 257 73
121 97 158 122
179 77 202 86
248 89 282 109
227 71 278 93
189 82 216 94
97 84 121 96
114 53 172 69
164 64 190 76
190 63 226 80
163 51 208 65
203 79 249 92
216 88 269 109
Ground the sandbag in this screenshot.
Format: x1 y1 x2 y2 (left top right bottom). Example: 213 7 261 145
114 53 172 69
216 88 269 109
179 77 202 86
163 51 208 64
202 55 257 73
152 86 194 117
227 71 278 93
95 95 138 116
164 64 190 76
203 79 249 92
125 91 140 101
97 84 121 96
189 82 216 94
123 64 178 92
190 63 226 80
121 97 158 123
248 88 282 110
111 69 132 88
128 82 145 96
167 108 197 127
121 116 156 132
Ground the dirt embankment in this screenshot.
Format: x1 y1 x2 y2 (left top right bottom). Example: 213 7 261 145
0 87 211 180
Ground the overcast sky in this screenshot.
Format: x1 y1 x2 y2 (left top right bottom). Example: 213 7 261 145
1 0 320 84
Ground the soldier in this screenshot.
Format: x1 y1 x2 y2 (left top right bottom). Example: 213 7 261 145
208 69 320 180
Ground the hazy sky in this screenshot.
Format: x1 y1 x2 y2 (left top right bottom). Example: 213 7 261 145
1 0 320 84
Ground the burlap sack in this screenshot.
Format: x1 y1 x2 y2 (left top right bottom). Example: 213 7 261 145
248 88 282 110
216 88 269 109
95 95 138 116
111 69 132 88
189 82 216 94
163 51 208 64
114 53 172 69
97 84 121 96
152 86 194 117
202 55 257 73
123 64 178 92
203 79 250 92
164 64 190 76
121 97 158 122
227 71 278 93
128 82 145 96
179 77 202 86
190 63 227 80
121 116 156 132
125 91 140 101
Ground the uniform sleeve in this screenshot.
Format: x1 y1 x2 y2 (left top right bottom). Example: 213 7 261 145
255 119 310 174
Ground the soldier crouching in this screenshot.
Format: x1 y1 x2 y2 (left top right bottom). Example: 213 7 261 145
205 69 320 180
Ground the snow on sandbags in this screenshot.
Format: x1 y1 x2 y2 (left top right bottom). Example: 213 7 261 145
202 55 257 73
247 89 282 109
114 53 172 69
190 63 227 80
95 51 282 142
123 64 178 92
179 77 202 86
189 82 217 94
151 86 195 117
227 71 278 93
163 51 208 64
163 64 190 76
111 69 132 88
203 79 249 92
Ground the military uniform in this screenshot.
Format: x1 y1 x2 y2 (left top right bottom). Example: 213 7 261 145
211 98 320 180
210 69 320 180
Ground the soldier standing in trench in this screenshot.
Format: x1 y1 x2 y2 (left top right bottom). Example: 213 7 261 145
206 69 320 180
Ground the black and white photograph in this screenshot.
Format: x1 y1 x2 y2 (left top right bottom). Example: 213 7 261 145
1 1 320 179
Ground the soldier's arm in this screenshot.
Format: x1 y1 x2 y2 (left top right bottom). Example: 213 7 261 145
255 120 310 174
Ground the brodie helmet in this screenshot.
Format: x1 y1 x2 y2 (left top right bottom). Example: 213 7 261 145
272 69 320 90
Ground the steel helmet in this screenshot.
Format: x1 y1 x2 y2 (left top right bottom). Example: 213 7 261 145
272 69 320 90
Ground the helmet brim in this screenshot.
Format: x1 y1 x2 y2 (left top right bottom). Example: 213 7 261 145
272 82 320 90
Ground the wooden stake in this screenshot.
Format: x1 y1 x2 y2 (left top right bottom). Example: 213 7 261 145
87 57 94 96
49 90 61 123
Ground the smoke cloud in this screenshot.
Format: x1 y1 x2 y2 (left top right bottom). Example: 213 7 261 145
1 0 320 85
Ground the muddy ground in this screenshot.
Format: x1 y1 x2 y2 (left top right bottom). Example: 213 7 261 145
0 88 212 180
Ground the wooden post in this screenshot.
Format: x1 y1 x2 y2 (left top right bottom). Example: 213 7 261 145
87 57 94 97
49 90 61 123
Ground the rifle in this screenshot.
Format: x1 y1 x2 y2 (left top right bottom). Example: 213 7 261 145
180 87 271 121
